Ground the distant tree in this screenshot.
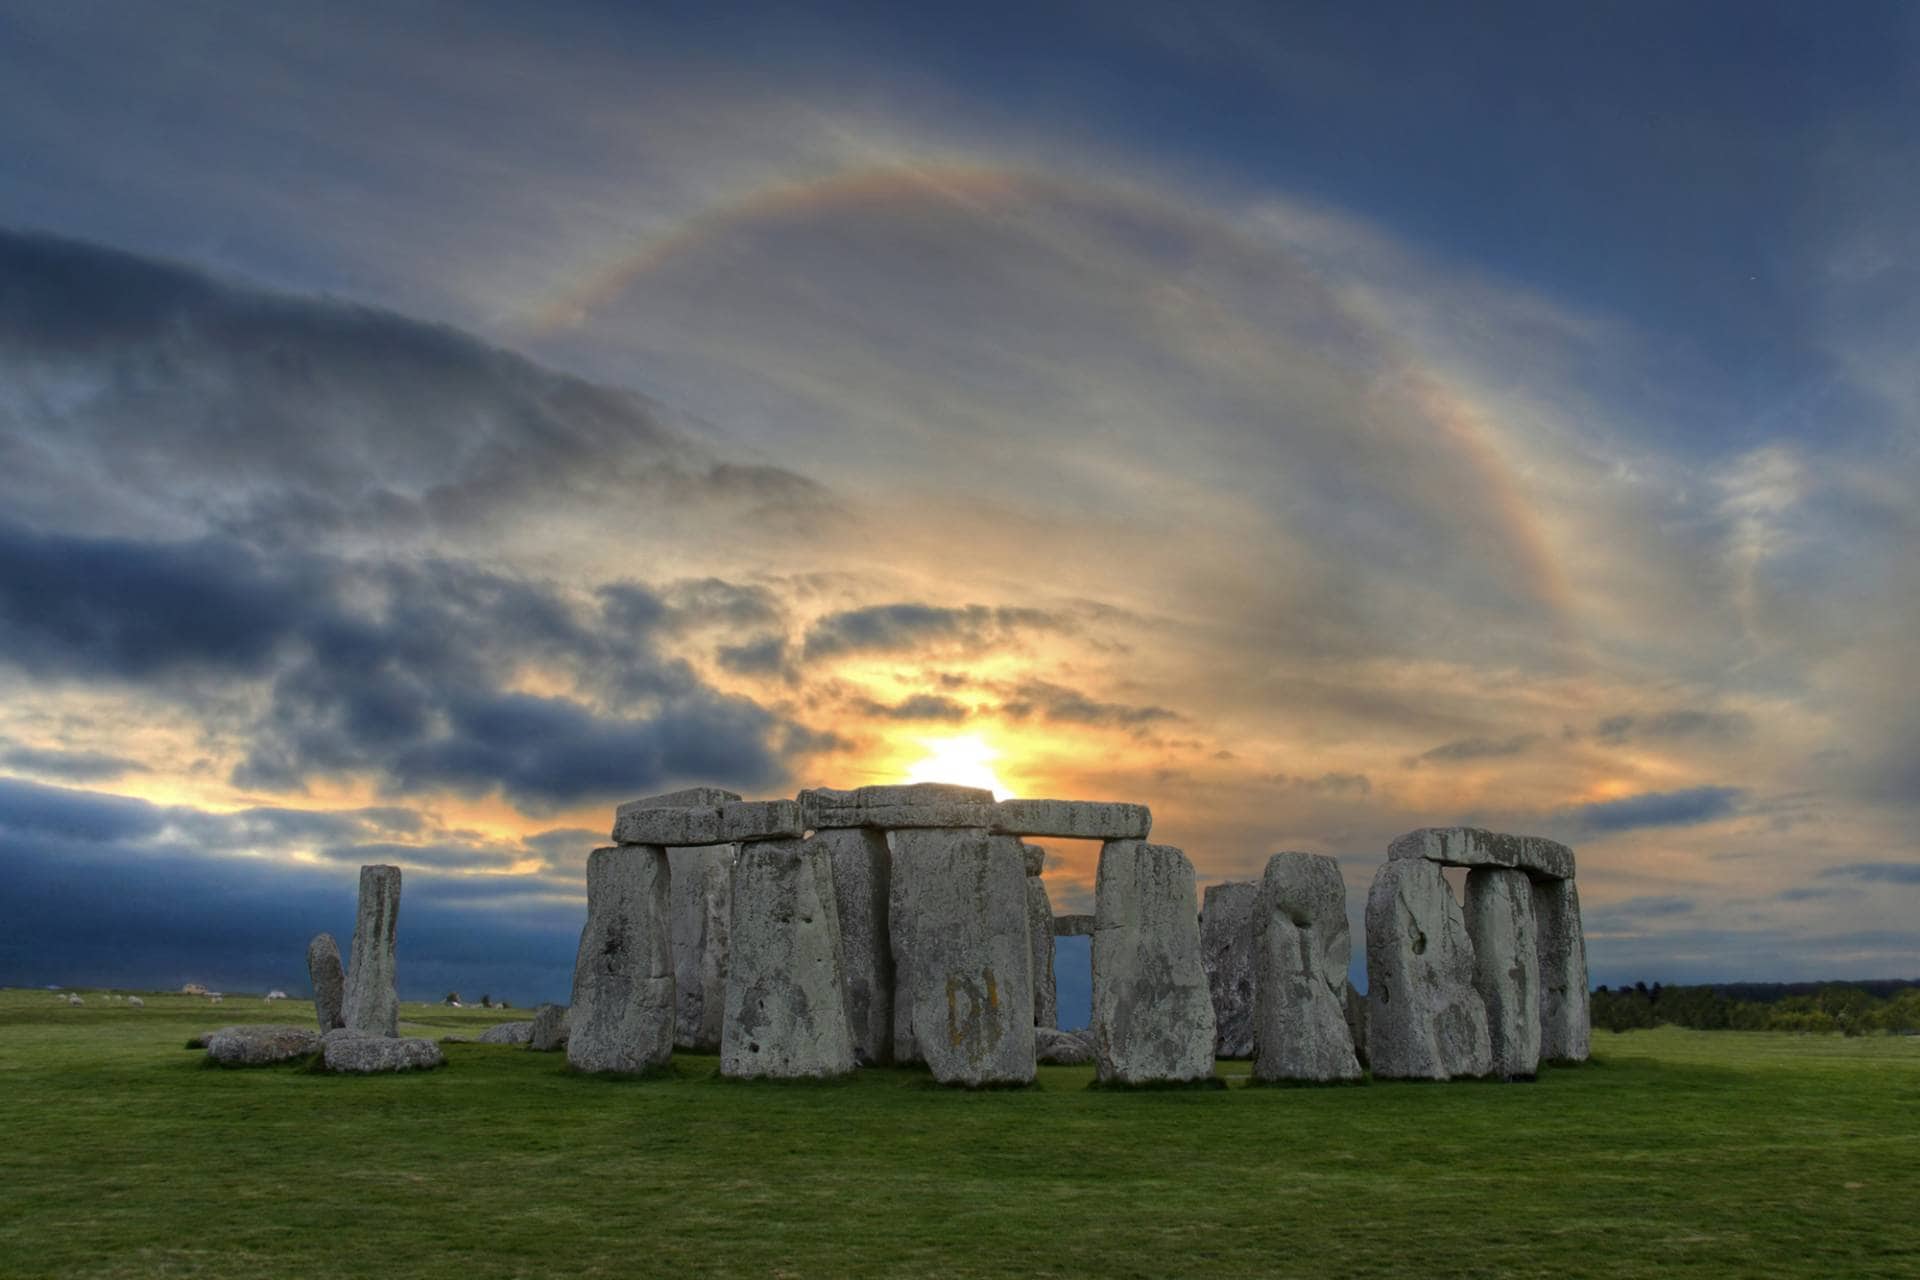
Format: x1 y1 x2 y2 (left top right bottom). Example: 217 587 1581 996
444 991 460 1006
480 994 493 1008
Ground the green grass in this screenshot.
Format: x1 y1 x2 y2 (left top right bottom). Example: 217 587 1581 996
2 988 1916 1278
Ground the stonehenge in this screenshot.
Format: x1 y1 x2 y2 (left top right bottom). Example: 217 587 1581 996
1199 880 1258 1058
342 865 400 1038
567 844 676 1075
1365 858 1493 1079
721 837 857 1078
1091 839 1216 1085
306 932 345 1032
1252 853 1361 1083
669 843 735 1052
1534 877 1591 1062
809 826 894 1064
1466 868 1542 1079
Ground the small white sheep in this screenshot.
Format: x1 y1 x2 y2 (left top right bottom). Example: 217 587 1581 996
66 994 84 1006
127 996 145 1008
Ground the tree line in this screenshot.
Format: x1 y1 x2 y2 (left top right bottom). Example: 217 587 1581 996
1592 980 1920 1035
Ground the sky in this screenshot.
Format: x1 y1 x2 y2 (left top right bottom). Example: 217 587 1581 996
1 1 1916 1006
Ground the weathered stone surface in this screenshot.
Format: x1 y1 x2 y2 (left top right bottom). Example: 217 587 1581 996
1344 982 1369 1069
1466 867 1541 1079
306 932 345 1032
668 845 734 1052
801 783 997 832
478 1020 535 1045
1388 827 1575 881
888 827 1034 1085
529 1002 570 1051
1053 913 1095 937
721 838 857 1078
622 786 743 811
342 865 401 1038
1365 859 1492 1080
810 827 893 1064
322 1028 445 1073
1091 840 1216 1085
1252 853 1361 1083
1034 1026 1094 1065
1026 848 1057 1030
567 845 674 1074
612 800 803 847
1022 843 1046 876
204 1025 321 1066
1533 877 1591 1062
1200 881 1259 1058
993 799 1151 841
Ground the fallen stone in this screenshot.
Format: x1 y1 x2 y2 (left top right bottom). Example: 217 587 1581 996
1466 867 1541 1079
669 844 734 1052
322 1028 445 1073
721 838 857 1078
1034 1025 1094 1065
1053 913 1095 937
530 1002 570 1051
1365 859 1492 1080
993 799 1151 841
1252 853 1361 1083
1091 840 1216 1085
611 799 803 847
810 827 894 1064
889 827 1034 1085
204 1025 321 1066
342 865 401 1038
1533 877 1591 1062
567 845 675 1074
478 1020 535 1046
1344 982 1369 1070
1388 827 1575 881
307 932 345 1032
800 783 996 832
1200 881 1259 1058
1025 845 1057 1030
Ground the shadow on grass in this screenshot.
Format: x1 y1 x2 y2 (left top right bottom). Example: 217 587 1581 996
1086 1075 1228 1092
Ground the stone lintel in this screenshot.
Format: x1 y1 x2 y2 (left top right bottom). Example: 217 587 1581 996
612 799 803 847
1387 827 1575 881
799 783 995 831
991 799 1151 841
1053 913 1095 937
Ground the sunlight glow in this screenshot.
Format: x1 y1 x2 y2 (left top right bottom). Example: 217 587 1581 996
902 734 1011 800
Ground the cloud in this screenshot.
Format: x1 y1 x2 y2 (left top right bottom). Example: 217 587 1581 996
1410 733 1542 765
800 603 1065 662
1593 710 1753 745
1562 786 1744 835
1265 771 1372 796
0 742 147 782
1819 862 1920 886
855 693 971 722
715 635 791 678
996 679 1177 729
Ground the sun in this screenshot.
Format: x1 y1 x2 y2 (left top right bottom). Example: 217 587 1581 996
902 734 1011 800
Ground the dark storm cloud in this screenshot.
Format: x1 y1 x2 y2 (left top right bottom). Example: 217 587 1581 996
1561 786 1745 835
0 778 582 1001
1410 733 1543 766
1819 862 1920 886
1593 710 1754 745
715 635 791 678
0 742 147 782
799 603 1065 662
0 521 791 809
0 228 831 544
996 680 1177 729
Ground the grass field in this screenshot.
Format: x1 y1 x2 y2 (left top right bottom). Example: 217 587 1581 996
1 988 1916 1278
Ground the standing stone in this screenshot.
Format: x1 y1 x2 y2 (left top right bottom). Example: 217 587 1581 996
1091 840 1216 1085
1200 881 1259 1058
1466 867 1541 1079
530 1002 570 1051
721 838 857 1079
1344 981 1370 1070
1024 843 1057 1030
306 932 345 1032
567 845 674 1075
811 827 893 1064
1252 853 1361 1083
341 865 400 1038
668 845 734 1052
1533 877 1591 1062
889 829 1034 1086
1365 859 1492 1080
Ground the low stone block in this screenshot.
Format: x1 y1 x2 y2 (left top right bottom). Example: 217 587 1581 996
567 845 675 1074
1387 827 1575 881
529 1002 570 1051
720 838 857 1079
1200 881 1259 1058
322 1028 445 1073
1533 878 1591 1062
307 932 345 1032
1252 853 1361 1083
800 783 996 831
612 800 803 847
1034 1026 1094 1065
1365 859 1492 1080
1091 840 1216 1085
1053 913 1095 937
204 1025 321 1066
478 1020 534 1045
993 799 1151 841
811 827 894 1064
889 827 1034 1085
